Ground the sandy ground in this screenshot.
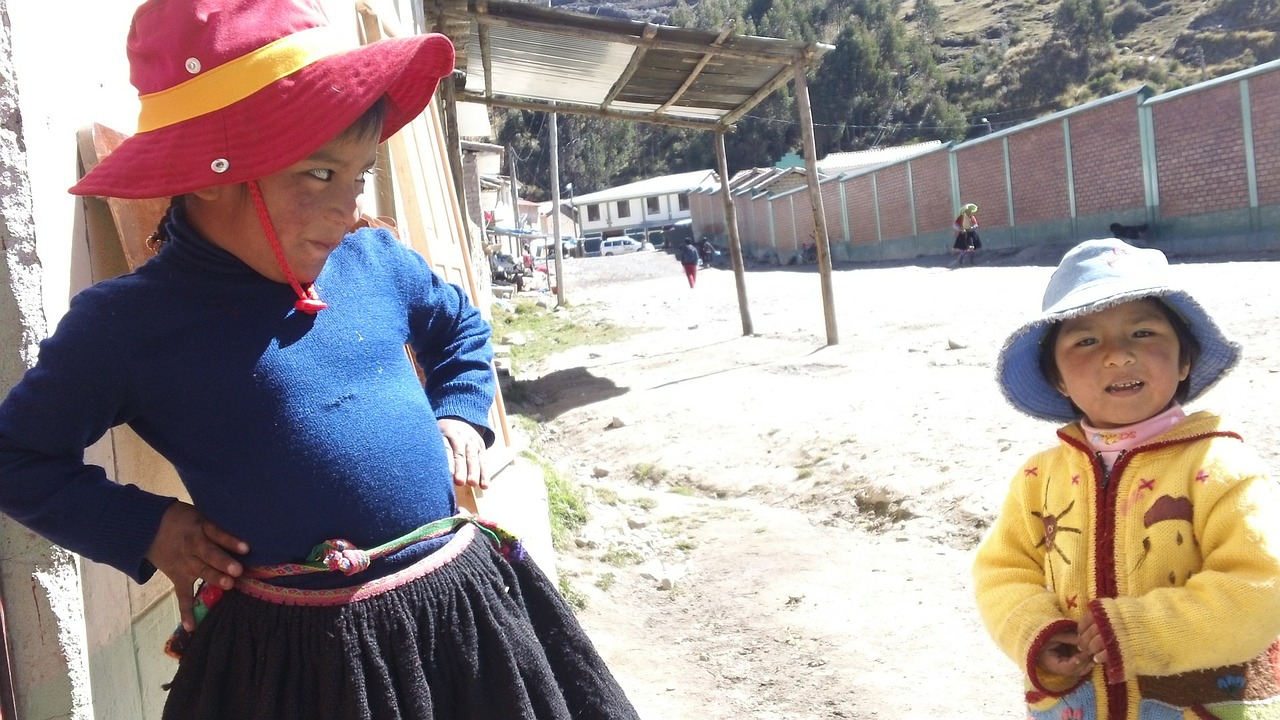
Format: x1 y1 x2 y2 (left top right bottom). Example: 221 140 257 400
497 245 1280 719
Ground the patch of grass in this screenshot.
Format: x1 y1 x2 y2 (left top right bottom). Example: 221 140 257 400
600 545 645 567
594 572 616 591
629 496 658 511
667 486 695 496
521 450 588 551
675 539 698 551
593 486 619 506
511 413 540 436
796 468 814 480
491 300 634 373
631 462 669 485
558 575 587 610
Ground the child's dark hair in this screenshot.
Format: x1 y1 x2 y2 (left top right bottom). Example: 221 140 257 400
147 98 387 248
1038 297 1201 411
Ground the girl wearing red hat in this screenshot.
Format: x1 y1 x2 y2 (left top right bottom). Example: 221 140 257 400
0 0 639 718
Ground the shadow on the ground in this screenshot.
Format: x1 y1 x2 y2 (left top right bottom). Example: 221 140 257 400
504 366 628 421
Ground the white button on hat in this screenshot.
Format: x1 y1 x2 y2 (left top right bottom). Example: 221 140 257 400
210 158 230 173
185 57 201 74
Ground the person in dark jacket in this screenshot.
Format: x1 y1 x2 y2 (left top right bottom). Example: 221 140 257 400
680 239 701 287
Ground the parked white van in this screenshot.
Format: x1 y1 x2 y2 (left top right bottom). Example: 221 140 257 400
600 237 642 256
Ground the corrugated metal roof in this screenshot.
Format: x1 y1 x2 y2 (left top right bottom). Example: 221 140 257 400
568 168 714 204
818 141 944 174
431 0 831 130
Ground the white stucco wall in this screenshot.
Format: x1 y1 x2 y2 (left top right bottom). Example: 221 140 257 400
578 192 692 237
3 1 139 717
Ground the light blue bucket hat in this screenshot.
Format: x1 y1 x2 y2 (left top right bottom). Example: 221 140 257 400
996 238 1239 422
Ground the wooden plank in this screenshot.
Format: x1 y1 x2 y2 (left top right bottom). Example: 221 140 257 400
76 124 167 272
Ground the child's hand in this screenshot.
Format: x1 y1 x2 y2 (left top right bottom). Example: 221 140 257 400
439 417 488 489
147 501 249 632
1037 629 1094 677
1077 610 1109 664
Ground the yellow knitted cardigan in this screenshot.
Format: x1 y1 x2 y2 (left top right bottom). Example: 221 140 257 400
973 411 1280 720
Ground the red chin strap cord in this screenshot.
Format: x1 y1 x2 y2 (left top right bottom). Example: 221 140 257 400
248 180 328 314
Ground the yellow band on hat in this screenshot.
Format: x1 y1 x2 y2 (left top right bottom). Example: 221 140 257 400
136 26 354 133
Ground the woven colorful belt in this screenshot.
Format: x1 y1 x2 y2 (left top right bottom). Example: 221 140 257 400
245 514 515 579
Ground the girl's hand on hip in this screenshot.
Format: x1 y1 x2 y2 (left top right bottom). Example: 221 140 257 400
147 501 249 631
439 417 488 489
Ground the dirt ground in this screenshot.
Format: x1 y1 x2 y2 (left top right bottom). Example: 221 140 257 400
498 244 1280 719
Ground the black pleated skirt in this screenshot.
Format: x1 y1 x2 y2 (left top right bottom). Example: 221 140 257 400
162 524 640 720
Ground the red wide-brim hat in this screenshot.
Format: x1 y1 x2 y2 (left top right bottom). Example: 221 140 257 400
72 0 455 199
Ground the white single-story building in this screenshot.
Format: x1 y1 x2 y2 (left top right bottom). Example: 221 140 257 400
569 169 712 245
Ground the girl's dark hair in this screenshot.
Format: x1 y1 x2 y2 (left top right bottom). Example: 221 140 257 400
340 97 387 143
146 195 186 251
149 98 388 247
1037 297 1201 410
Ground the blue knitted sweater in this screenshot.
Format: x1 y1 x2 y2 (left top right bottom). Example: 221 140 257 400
0 211 494 587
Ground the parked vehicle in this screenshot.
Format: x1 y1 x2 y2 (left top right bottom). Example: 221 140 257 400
600 237 642 256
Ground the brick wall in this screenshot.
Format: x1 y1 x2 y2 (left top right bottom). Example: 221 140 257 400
846 175 877 245
821 180 844 242
700 192 726 237
687 62 1280 256
1069 96 1145 216
875 164 914 240
1009 120 1070 224
740 195 763 245
1152 82 1248 217
955 141 1009 228
793 192 816 252
1251 71 1280 207
910 150 954 234
773 195 798 252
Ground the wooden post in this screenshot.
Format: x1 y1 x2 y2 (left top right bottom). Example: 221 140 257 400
549 108 566 305
715 128 754 337
440 78 471 242
793 58 838 346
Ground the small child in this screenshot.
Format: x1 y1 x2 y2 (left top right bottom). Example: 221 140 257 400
974 238 1280 719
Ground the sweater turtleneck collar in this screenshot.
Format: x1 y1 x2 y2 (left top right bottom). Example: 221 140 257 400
155 204 266 281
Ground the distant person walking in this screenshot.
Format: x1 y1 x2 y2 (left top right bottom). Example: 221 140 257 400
953 203 981 266
680 239 700 288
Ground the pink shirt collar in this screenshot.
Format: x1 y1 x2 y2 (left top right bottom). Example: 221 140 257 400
1081 404 1186 469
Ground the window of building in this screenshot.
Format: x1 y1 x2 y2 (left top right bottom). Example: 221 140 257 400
677 193 689 211
616 200 631 218
646 196 660 214
587 204 600 222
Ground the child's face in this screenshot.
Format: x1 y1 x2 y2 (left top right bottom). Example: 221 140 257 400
189 133 379 283
1051 298 1190 428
